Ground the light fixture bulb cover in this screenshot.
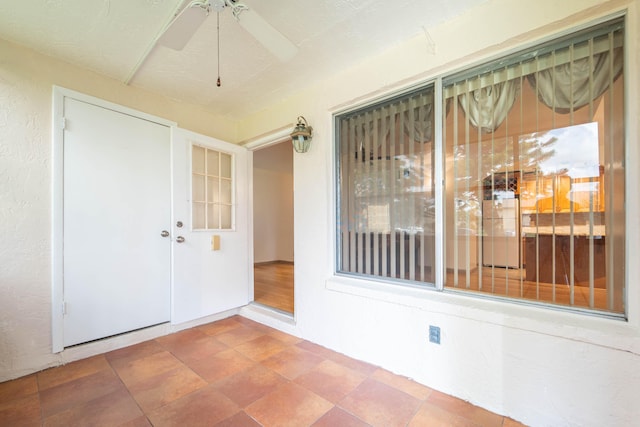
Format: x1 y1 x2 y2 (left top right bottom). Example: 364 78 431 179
290 116 313 153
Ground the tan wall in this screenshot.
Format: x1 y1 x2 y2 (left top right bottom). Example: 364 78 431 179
253 141 294 263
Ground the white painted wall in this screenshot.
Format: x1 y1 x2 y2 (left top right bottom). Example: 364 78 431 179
238 1 640 426
253 142 294 263
0 37 237 380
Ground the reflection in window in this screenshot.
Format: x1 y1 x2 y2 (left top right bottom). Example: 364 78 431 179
334 17 625 317
336 87 436 284
192 145 233 230
443 18 624 315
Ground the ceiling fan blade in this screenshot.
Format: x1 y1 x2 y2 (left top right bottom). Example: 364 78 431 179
235 7 298 62
158 1 209 50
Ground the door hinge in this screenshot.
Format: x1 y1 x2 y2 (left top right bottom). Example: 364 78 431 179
61 117 67 130
62 301 67 315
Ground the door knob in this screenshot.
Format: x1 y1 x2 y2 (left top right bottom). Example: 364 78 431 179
161 230 170 237
176 236 185 243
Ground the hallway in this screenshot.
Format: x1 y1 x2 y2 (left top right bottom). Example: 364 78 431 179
254 262 294 314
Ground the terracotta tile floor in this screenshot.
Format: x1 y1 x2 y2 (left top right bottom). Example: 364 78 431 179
0 315 527 426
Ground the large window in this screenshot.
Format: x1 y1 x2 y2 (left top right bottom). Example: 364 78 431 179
336 18 625 316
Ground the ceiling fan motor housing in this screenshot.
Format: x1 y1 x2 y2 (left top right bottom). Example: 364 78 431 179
209 0 226 12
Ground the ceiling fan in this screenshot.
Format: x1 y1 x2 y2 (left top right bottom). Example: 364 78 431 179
157 0 298 62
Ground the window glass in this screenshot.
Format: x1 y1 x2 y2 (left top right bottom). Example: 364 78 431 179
192 145 234 230
207 151 219 175
192 146 205 174
336 87 436 284
442 19 624 314
192 175 205 202
335 18 625 317
193 203 206 230
220 153 232 178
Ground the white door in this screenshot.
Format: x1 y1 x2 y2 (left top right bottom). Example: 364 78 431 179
171 128 251 324
62 98 172 347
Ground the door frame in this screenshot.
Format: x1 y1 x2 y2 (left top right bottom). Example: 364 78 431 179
51 86 176 353
243 126 297 319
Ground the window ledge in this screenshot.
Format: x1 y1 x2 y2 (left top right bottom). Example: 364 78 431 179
326 274 640 355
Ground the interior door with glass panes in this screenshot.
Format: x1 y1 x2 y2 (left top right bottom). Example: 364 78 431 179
171 127 250 323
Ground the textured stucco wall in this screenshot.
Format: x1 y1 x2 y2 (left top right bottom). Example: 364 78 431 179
1 43 57 378
238 0 640 426
0 38 238 380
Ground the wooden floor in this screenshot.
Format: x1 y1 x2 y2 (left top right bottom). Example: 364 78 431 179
445 266 614 312
252 260 616 314
254 262 294 314
0 316 527 426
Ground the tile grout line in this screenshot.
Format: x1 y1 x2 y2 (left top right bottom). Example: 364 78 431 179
104 339 160 426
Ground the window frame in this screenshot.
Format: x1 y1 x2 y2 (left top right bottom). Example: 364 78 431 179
190 142 236 232
333 13 628 320
334 82 440 289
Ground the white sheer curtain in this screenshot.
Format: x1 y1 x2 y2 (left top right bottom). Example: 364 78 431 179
454 41 622 130
443 22 625 313
457 80 521 133
404 102 434 143
527 50 623 113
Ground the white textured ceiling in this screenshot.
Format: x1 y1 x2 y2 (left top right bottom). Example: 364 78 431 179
0 0 485 120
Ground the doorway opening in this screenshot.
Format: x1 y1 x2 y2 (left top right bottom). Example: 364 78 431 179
252 140 294 314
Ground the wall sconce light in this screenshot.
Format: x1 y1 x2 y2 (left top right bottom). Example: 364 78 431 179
290 116 313 153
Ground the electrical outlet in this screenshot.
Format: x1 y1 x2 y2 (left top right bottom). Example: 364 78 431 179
429 325 441 344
